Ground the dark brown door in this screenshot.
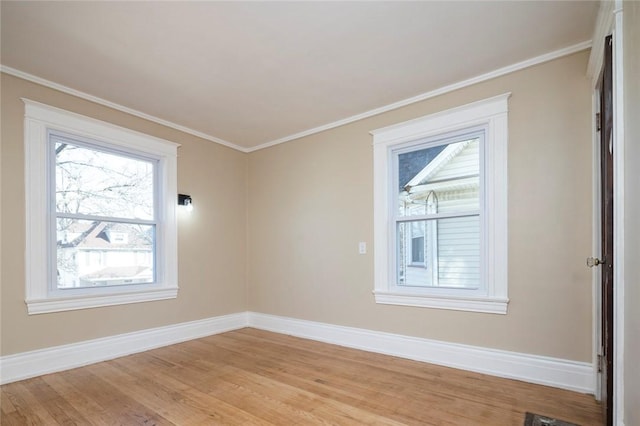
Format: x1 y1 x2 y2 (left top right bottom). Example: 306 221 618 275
599 34 614 426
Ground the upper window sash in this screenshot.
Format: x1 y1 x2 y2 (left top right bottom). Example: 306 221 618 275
390 128 486 221
48 130 161 223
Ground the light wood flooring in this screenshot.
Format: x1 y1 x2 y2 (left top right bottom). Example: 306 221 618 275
1 328 602 425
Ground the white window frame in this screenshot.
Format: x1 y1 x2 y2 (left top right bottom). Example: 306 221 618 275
395 131 483 290
24 99 179 314
371 93 510 314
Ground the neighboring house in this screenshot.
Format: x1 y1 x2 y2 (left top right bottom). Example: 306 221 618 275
57 221 153 288
398 138 480 289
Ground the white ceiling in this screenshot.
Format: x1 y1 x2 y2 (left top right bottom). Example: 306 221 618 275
1 1 598 151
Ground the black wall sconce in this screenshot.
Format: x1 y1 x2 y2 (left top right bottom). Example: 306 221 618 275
178 194 193 212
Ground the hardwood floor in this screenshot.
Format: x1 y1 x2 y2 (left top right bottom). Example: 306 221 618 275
1 328 602 425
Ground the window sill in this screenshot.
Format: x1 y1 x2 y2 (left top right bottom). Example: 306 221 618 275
26 286 179 315
373 291 508 314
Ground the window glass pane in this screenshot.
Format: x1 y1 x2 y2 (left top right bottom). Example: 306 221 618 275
55 140 155 220
397 216 480 289
411 235 424 263
397 138 480 216
56 218 155 288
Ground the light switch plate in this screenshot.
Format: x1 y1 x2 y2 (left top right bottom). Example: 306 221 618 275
358 242 367 254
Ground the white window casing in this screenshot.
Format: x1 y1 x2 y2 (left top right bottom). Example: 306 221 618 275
24 99 179 314
371 93 510 314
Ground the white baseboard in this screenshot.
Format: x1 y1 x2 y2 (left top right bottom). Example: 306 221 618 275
0 311 595 394
247 312 595 394
0 312 247 385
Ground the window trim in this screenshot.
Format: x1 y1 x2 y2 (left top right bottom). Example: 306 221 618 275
24 99 179 314
371 93 510 314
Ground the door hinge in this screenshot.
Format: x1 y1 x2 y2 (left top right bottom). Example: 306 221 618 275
596 112 601 131
597 354 604 373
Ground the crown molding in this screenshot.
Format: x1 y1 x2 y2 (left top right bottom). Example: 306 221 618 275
245 40 592 152
0 65 249 153
2 40 591 154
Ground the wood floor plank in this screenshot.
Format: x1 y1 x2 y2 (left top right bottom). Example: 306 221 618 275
183 337 463 425
19 376 91 425
62 367 175 425
0 387 18 415
87 360 210 424
194 332 527 424
210 365 406 425
0 328 602 425
111 354 277 425
226 329 602 425
40 373 114 426
2 381 59 425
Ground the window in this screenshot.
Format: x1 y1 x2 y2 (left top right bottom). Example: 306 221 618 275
411 235 424 264
372 94 509 314
24 100 179 314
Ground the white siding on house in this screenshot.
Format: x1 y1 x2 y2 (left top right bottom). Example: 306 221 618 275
432 143 480 288
406 142 480 213
398 140 481 289
429 140 479 181
437 216 480 288
401 215 480 289
405 264 429 286
437 188 479 213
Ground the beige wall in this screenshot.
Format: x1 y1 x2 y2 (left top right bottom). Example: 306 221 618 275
1 51 595 364
624 1 640 423
0 73 248 356
248 51 594 362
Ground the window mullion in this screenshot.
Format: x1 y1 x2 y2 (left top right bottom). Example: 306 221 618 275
394 210 481 223
55 211 156 226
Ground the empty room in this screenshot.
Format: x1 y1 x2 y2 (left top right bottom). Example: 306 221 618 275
1 1 638 425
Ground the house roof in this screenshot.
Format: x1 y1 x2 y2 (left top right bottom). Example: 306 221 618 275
82 265 151 280
60 221 152 250
401 139 479 199
398 145 446 191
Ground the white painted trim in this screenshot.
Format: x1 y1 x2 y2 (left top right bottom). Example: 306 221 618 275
1 42 591 154
587 1 616 84
612 3 625 424
25 287 179 315
24 100 179 314
247 312 594 394
371 94 509 313
373 292 507 314
370 93 511 142
1 65 247 153
0 312 248 385
0 311 594 394
591 89 603 401
23 99 180 155
247 41 591 152
589 3 626 422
